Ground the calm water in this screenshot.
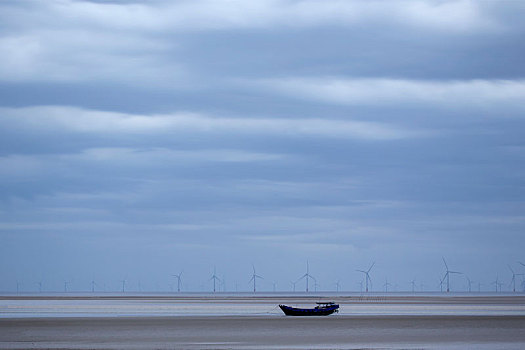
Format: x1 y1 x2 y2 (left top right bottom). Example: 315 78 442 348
2 293 525 318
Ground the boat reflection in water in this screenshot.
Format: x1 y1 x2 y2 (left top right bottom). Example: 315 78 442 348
279 302 339 316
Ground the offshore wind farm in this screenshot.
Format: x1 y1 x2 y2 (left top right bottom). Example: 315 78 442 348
4 259 525 295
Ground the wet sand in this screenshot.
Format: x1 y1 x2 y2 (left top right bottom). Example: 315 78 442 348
1 315 525 349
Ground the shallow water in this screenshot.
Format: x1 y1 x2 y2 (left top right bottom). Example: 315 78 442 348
1 294 525 318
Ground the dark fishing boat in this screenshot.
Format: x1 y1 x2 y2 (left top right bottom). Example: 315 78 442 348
279 302 339 316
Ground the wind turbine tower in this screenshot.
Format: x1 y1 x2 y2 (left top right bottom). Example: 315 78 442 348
442 257 461 292
249 265 263 292
356 262 375 293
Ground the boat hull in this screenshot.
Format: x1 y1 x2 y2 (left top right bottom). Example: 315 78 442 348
279 304 339 316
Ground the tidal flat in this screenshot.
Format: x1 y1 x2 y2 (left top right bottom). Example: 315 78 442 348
1 294 525 349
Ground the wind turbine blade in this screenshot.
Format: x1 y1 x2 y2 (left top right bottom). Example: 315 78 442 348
356 270 366 273
442 257 449 270
519 262 525 267
367 262 375 273
449 271 462 274
508 265 515 274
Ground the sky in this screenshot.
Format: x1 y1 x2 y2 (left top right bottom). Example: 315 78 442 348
1 0 525 293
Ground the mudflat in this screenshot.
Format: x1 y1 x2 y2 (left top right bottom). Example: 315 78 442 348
1 315 525 349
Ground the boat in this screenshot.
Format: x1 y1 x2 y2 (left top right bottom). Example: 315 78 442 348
279 302 339 316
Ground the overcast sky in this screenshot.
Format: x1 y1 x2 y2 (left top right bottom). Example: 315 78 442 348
1 0 525 293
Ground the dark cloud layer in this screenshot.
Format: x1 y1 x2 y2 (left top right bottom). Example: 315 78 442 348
1 1 524 293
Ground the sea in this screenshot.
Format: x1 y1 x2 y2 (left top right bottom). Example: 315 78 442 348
1 292 525 318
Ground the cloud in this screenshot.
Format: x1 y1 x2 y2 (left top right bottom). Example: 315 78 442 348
0 0 511 84
71 147 285 163
0 30 179 83
1 105 422 140
255 78 525 109
30 0 502 33
0 147 286 189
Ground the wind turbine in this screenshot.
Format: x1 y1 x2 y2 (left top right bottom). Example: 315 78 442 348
210 267 221 292
383 278 392 292
172 271 183 292
37 281 43 293
439 275 445 292
120 279 126 293
509 265 523 292
356 262 375 292
297 260 316 292
314 281 320 292
410 280 416 293
16 281 22 294
334 280 341 292
442 257 461 292
498 280 505 292
248 265 263 292
465 276 474 293
64 281 70 293
91 279 97 293
491 276 501 292
272 281 277 292
290 280 297 292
